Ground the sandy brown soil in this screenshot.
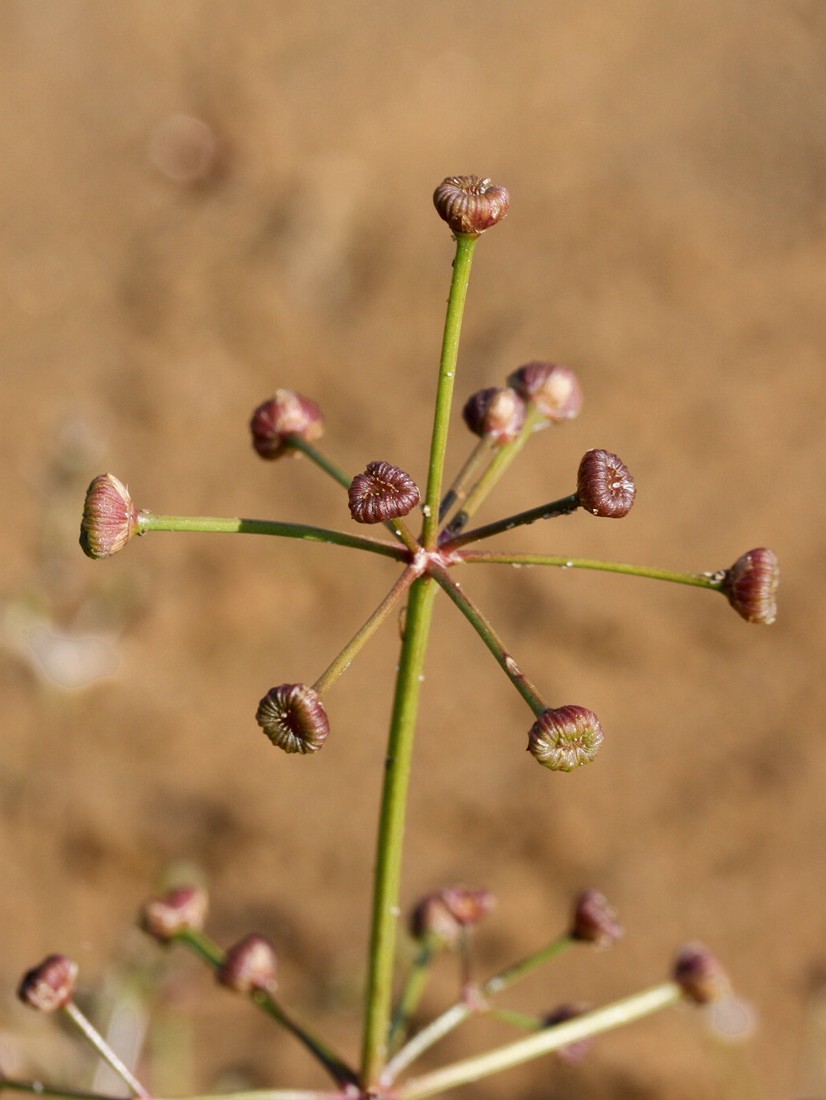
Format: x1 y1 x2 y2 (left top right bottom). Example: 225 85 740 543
1 4 824 1098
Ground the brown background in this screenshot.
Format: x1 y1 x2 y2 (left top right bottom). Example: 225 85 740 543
0 3 822 1098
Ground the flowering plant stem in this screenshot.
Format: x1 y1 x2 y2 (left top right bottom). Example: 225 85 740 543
61 1002 150 1099
384 935 571 1080
361 575 438 1083
430 563 545 714
363 231 480 1084
422 234 478 548
175 929 360 1089
396 981 681 1099
441 404 545 535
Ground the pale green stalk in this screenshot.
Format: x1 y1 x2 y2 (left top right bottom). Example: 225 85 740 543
0 1081 128 1100
61 1003 150 1099
397 982 682 1099
459 551 725 590
429 565 545 714
313 566 417 694
383 935 571 1081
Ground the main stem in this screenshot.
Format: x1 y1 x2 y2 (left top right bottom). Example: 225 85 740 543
421 235 478 547
363 230 480 1084
361 576 438 1085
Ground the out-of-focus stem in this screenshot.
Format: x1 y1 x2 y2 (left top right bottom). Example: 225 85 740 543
398 982 682 1100
383 935 571 1082
483 935 571 995
383 1003 471 1085
61 1002 150 1099
388 942 436 1050
0 1080 129 1100
175 930 360 1089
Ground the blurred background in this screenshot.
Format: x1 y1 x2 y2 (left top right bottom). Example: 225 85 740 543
0 3 822 1097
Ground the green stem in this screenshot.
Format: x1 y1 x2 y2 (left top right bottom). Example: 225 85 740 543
441 494 579 551
440 405 545 538
313 566 418 695
482 935 571 995
290 434 421 552
167 1093 343 1100
176 930 360 1089
0 1081 127 1100
422 235 478 547
388 942 436 1050
458 551 725 590
439 438 494 523
398 982 682 1100
0 1088 343 1100
138 513 407 562
488 1007 543 1030
361 576 439 1085
383 1003 471 1085
61 1002 150 1099
288 438 353 491
429 565 546 714
384 935 571 1082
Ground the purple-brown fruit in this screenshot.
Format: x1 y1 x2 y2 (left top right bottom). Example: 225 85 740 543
250 389 324 460
18 955 78 1012
256 683 330 754
508 362 583 422
433 176 510 237
528 705 604 772
721 547 779 624
577 449 636 518
348 461 420 524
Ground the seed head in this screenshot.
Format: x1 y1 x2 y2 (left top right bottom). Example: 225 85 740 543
576 449 636 518
721 547 779 625
17 955 78 1012
528 705 604 772
433 176 510 237
139 885 208 944
410 886 495 947
462 387 526 446
256 683 330 754
673 942 729 1004
79 473 141 559
348 461 420 524
217 933 278 995
250 389 324 460
508 362 583 423
570 889 623 947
